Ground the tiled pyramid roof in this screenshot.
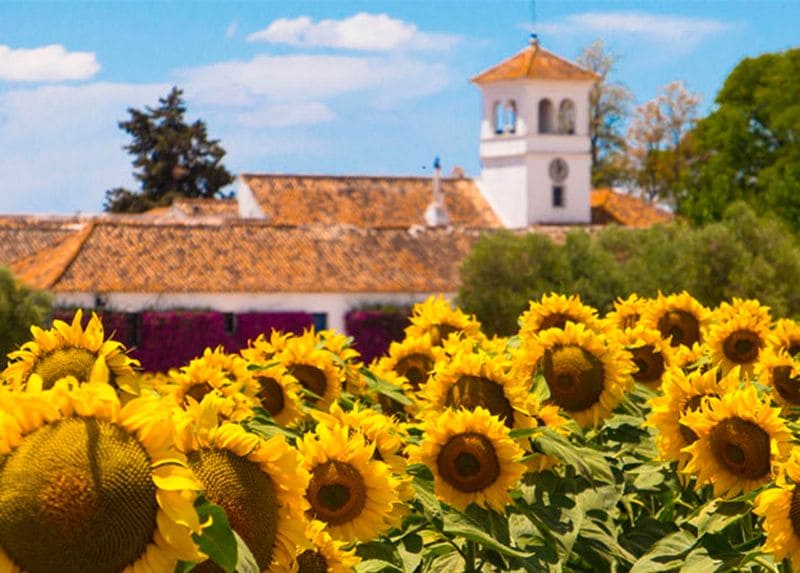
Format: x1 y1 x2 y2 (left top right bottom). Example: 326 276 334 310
472 43 598 84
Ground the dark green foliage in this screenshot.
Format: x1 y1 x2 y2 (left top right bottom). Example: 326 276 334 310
104 87 234 213
458 202 800 336
680 48 800 229
0 267 51 367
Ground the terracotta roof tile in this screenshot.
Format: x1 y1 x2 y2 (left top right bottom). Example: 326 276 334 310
15 220 486 294
0 216 87 267
472 43 598 84
590 189 674 228
241 174 502 228
12 223 94 289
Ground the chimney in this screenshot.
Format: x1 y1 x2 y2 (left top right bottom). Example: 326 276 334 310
424 156 450 227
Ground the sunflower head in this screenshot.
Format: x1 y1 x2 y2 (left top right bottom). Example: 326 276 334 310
3 310 139 395
294 520 361 573
404 295 483 346
645 366 740 466
518 293 603 340
681 385 793 498
380 333 442 392
603 294 649 331
0 381 202 573
769 318 800 358
408 406 525 512
421 345 528 429
640 291 710 350
537 322 634 427
618 326 675 388
276 330 344 409
707 303 771 376
756 347 800 413
299 423 401 542
754 451 800 567
245 360 305 426
240 330 294 364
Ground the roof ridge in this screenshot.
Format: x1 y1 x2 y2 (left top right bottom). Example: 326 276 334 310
241 172 474 182
12 222 95 289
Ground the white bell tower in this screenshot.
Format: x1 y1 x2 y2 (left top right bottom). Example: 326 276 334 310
472 40 598 227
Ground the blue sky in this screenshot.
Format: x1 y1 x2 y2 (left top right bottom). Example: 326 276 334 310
0 1 797 214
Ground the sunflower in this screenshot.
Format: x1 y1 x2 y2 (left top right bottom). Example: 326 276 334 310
0 380 203 573
756 348 800 413
312 402 414 525
294 520 361 573
404 295 483 346
379 333 442 393
681 385 793 498
316 329 364 393
618 326 676 389
246 361 305 426
193 346 260 398
299 423 400 542
421 345 530 429
163 352 255 421
175 397 309 573
639 291 711 351
754 451 800 568
3 309 139 395
646 367 740 466
537 322 634 427
603 294 649 331
714 297 772 325
407 406 525 511
769 318 800 358
518 293 604 340
276 330 343 409
707 306 771 376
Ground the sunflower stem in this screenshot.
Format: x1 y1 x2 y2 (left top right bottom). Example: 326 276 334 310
465 540 477 571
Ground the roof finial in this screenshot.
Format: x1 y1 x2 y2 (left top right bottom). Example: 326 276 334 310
529 0 539 46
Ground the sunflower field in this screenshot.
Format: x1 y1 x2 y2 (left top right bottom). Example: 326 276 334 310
3 292 800 573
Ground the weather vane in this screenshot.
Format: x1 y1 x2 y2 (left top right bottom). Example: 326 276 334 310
529 0 539 45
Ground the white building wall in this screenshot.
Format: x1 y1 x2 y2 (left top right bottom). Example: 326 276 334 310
527 154 592 224
54 291 454 333
476 157 528 228
236 176 266 219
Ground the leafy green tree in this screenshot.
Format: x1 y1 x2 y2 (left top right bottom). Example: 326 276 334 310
104 87 234 213
0 267 51 368
680 48 800 227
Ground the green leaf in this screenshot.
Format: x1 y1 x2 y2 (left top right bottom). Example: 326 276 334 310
533 429 614 484
233 532 259 573
423 550 464 573
412 474 442 519
688 499 751 537
630 531 697 573
442 508 533 559
362 367 413 406
192 497 237 573
356 559 404 573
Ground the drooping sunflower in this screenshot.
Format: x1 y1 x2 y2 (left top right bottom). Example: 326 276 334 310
293 520 361 573
245 361 305 426
754 451 800 568
537 322 634 427
3 309 139 394
175 397 309 573
707 304 771 376
618 325 676 389
276 330 344 409
603 293 649 331
421 345 530 429
0 380 203 573
755 348 800 414
681 385 793 498
407 406 525 512
518 293 604 340
299 423 400 542
768 318 800 358
639 291 711 352
646 366 740 466
404 295 483 346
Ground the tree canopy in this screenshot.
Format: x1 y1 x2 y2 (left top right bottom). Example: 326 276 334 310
104 87 234 213
0 267 51 368
679 48 800 228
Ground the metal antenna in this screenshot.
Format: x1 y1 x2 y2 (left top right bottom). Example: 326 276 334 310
529 0 539 45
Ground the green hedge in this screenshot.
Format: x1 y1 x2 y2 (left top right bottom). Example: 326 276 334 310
0 267 51 367
458 202 800 336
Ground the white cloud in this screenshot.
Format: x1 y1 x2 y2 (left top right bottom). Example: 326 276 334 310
539 11 731 51
247 12 459 52
0 44 100 82
226 20 239 39
180 53 450 107
236 102 335 127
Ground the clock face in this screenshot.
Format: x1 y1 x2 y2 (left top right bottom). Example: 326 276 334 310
549 158 569 182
